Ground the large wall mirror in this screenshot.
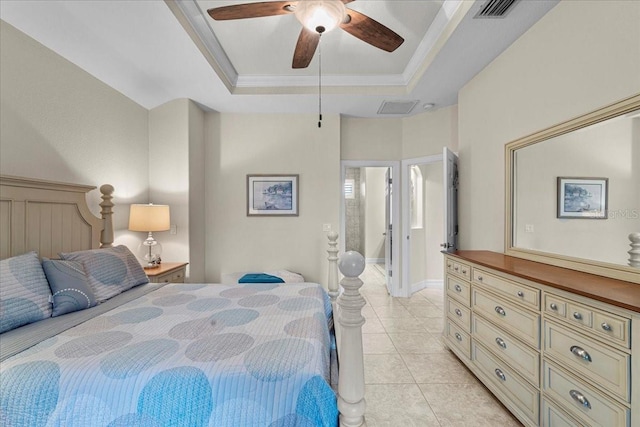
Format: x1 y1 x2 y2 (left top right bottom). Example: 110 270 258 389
506 94 640 284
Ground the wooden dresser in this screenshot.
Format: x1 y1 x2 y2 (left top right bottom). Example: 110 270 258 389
443 251 640 427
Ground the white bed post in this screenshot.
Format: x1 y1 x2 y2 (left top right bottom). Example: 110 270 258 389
337 251 366 427
327 231 340 301
99 184 114 248
629 232 640 268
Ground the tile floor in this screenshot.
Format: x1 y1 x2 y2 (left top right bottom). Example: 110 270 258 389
358 264 523 427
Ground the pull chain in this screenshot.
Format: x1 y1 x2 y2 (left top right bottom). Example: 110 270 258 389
318 32 323 128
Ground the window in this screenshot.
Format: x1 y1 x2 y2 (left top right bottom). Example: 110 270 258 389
344 179 355 199
410 166 423 229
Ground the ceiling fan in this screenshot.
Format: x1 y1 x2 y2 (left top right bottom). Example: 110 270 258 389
207 0 405 69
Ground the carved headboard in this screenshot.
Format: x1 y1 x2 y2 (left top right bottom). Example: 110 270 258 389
0 175 114 260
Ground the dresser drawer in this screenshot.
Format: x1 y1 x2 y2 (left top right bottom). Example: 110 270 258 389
155 270 185 283
543 361 630 427
544 320 629 402
446 276 471 306
447 297 471 333
472 288 540 348
446 259 471 281
445 318 471 359
169 270 185 283
593 310 629 348
566 301 592 328
544 293 630 349
472 341 539 426
541 398 582 427
544 294 567 318
473 268 539 309
472 315 539 385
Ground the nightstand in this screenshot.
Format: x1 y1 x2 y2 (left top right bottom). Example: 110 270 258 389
145 262 188 283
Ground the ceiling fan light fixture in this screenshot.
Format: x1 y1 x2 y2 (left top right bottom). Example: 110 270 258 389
295 0 346 34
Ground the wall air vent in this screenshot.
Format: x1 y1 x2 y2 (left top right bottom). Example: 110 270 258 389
377 100 419 115
474 0 520 18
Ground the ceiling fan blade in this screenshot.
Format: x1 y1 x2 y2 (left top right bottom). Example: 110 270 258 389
341 0 356 3
292 28 320 69
208 1 296 21
340 9 404 52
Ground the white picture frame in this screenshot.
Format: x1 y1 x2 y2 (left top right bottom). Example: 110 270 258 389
557 177 608 219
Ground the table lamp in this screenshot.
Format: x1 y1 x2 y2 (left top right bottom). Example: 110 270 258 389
128 203 170 268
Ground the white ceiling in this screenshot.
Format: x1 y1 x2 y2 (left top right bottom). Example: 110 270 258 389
0 0 558 118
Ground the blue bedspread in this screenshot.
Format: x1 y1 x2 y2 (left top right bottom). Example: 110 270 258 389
0 283 337 427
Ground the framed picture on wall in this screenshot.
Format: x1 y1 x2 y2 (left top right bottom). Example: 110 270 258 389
557 177 608 219
247 174 299 216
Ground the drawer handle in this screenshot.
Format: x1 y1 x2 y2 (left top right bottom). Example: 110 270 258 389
455 308 463 317
454 284 462 292
494 306 506 316
570 345 592 362
516 291 524 297
454 266 459 271
573 312 583 320
455 333 462 342
477 276 483 281
569 390 591 409
550 303 558 311
447 263 452 268
494 368 506 382
495 337 507 349
461 269 467 274
601 322 612 331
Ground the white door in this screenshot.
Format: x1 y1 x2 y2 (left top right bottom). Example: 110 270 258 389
442 147 459 252
384 168 392 293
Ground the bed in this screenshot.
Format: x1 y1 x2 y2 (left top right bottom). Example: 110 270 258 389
0 175 366 427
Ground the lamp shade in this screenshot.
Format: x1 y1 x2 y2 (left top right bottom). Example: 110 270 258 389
128 204 170 232
295 0 346 33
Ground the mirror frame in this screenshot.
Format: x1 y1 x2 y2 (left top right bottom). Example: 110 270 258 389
505 93 640 284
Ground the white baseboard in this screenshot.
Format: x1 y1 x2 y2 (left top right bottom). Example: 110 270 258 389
366 258 385 264
411 279 443 294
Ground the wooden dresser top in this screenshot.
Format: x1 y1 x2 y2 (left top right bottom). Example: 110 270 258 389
448 251 640 313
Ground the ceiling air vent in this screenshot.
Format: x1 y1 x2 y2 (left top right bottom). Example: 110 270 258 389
377 100 419 115
475 0 520 18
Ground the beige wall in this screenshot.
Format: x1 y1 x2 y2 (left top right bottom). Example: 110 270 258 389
0 21 149 248
148 99 208 280
458 0 640 251
341 118 402 160
188 101 206 282
363 168 387 261
204 113 341 284
403 105 458 158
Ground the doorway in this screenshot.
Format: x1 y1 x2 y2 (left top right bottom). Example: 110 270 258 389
401 154 445 297
341 161 400 296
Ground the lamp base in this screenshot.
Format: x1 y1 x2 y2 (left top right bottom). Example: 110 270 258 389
144 263 161 269
137 233 163 269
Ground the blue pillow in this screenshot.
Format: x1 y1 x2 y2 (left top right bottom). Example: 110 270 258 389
238 273 285 283
60 245 149 302
42 259 97 317
0 252 52 333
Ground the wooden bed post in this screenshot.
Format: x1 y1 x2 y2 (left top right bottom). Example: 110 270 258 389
327 231 340 302
99 184 114 248
337 251 366 427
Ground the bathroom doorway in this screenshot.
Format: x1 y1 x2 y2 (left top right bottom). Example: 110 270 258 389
341 161 400 296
